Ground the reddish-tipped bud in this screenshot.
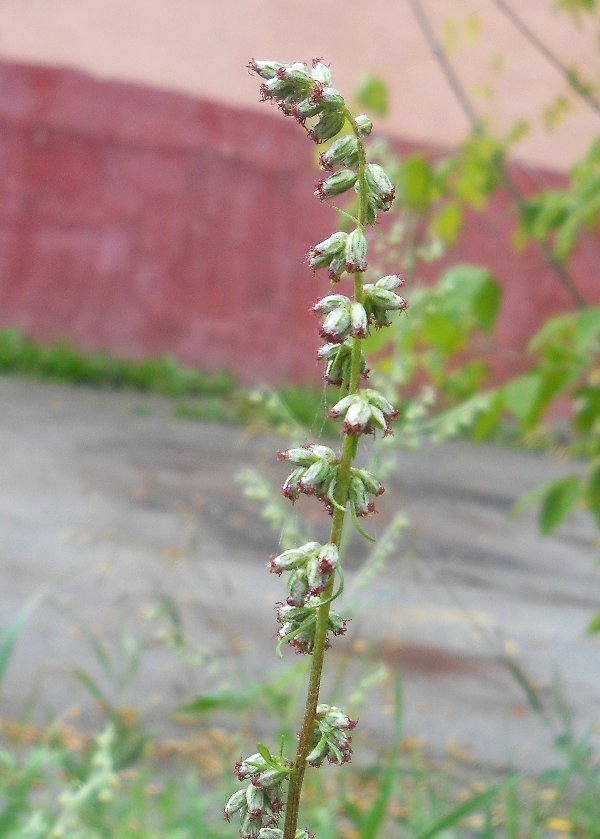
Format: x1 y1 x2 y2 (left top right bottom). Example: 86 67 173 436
315 169 357 199
345 228 368 273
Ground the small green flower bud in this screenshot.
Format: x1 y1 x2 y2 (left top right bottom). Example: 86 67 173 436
235 753 270 781
246 783 267 817
320 305 352 343
350 302 368 337
364 163 395 210
313 293 350 314
355 114 373 135
306 734 329 767
293 97 323 120
253 766 289 789
318 704 358 730
268 542 320 575
315 169 357 199
365 389 398 418
318 543 339 574
345 228 368 272
328 393 357 418
328 608 349 636
327 252 347 280
299 459 333 495
306 555 325 593
281 467 304 501
311 85 345 109
352 468 384 497
223 789 247 821
368 288 408 310
306 444 338 461
307 232 348 278
248 59 285 80
241 812 263 839
277 444 335 466
319 134 359 170
309 231 347 260
258 829 283 839
376 273 405 291
287 568 310 605
310 58 332 85
309 109 346 143
349 474 373 517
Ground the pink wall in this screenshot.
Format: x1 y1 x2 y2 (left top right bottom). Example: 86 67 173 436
0 60 597 386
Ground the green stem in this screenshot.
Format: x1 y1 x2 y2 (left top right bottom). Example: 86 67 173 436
282 110 367 839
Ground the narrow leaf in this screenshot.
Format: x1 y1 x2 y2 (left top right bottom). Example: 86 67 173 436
414 777 518 839
539 475 581 535
356 75 388 117
0 595 42 688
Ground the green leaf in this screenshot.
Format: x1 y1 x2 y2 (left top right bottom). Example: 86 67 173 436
0 595 41 689
398 156 432 214
359 675 402 838
511 477 561 519
585 612 600 635
575 306 600 351
178 686 260 714
502 374 543 426
414 777 519 839
429 202 463 245
585 466 600 528
356 75 388 117
436 265 500 332
586 610 600 634
513 475 582 534
256 743 273 763
539 475 582 535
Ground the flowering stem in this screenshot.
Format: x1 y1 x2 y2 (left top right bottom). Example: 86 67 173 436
231 59 403 839
282 113 367 839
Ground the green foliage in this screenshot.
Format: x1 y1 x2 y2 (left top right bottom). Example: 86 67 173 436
0 596 41 691
355 76 388 117
0 330 234 398
367 264 500 405
518 137 600 261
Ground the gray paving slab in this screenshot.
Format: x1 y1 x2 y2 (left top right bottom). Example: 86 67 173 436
0 377 599 774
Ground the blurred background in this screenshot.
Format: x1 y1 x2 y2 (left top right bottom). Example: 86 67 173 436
1 2 600 837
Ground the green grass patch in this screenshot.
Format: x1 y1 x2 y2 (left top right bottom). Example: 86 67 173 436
0 330 335 434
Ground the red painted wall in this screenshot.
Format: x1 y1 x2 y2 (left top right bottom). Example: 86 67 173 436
0 60 597 386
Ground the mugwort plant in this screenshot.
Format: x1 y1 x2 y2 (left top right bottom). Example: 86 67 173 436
223 58 407 839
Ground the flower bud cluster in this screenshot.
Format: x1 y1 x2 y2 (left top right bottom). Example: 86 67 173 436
269 542 339 604
276 597 348 655
277 446 383 518
348 467 385 516
248 58 393 226
307 228 367 281
306 704 358 767
277 445 339 508
328 389 399 437
256 830 314 839
363 274 408 328
313 295 367 343
317 341 367 386
225 753 291 838
249 58 348 144
357 163 397 226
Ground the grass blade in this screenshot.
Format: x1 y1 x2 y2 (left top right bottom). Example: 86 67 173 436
360 673 403 838
414 776 519 839
0 594 42 688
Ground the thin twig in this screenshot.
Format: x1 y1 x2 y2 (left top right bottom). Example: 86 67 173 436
406 0 587 308
491 0 600 118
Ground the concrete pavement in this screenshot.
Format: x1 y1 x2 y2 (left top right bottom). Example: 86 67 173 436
0 377 598 774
